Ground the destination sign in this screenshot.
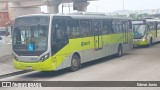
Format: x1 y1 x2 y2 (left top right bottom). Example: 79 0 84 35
132 21 144 24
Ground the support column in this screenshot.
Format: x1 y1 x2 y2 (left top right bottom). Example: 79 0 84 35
73 1 90 12
47 5 59 14
46 0 60 14
8 2 41 20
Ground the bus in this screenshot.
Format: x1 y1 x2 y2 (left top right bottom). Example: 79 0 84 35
132 19 160 47
12 14 133 71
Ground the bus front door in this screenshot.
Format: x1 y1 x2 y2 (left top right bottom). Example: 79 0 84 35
93 21 103 50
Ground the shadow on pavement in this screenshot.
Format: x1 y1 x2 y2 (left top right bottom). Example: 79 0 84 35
0 70 31 79
21 53 131 79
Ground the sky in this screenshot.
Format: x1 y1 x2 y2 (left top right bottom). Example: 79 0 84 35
41 0 160 13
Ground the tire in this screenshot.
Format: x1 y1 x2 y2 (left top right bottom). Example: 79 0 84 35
133 45 135 48
70 55 81 71
117 45 123 57
148 38 152 47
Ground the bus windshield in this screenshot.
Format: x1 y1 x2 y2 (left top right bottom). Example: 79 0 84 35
133 24 146 39
13 16 50 56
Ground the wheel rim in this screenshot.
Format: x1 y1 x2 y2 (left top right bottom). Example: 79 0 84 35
72 58 78 68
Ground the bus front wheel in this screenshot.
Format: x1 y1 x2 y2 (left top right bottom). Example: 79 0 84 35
148 38 152 47
70 54 81 71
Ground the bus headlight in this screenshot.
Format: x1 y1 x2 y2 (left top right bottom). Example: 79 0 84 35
142 39 145 41
39 53 50 62
142 35 146 41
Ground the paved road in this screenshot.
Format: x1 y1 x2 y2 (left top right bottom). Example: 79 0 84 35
0 44 14 76
1 43 160 90
0 44 12 57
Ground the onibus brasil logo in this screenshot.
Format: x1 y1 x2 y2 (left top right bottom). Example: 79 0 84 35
1 82 42 87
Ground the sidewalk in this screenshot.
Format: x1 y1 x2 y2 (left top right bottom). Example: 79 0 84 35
0 44 12 57
0 55 17 76
0 43 17 76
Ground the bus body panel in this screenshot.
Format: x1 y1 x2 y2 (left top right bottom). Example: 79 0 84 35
13 32 132 71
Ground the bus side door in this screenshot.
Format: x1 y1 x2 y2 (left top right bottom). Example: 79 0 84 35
122 21 128 44
51 19 69 69
92 20 103 50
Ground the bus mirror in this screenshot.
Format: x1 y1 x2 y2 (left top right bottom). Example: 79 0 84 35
0 36 2 40
129 21 132 29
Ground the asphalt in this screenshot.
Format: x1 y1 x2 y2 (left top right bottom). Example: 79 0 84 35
1 43 160 90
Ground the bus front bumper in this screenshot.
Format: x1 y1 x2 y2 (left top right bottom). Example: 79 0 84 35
133 39 148 46
13 57 55 71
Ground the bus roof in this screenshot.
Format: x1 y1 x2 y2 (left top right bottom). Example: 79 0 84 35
16 13 131 21
16 14 50 18
132 19 160 22
53 14 131 20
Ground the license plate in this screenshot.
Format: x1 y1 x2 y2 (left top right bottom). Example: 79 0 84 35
26 66 33 70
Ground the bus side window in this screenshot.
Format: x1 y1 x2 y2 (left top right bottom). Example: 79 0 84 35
112 20 117 33
92 21 102 36
102 20 108 35
157 23 160 37
102 20 114 35
108 20 114 34
122 21 126 33
158 23 160 29
67 20 80 38
149 23 155 31
112 20 122 34
146 24 150 32
80 20 91 37
154 22 157 31
158 23 160 30
149 23 153 31
117 20 123 33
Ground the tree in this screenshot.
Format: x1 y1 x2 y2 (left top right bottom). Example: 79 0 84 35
129 14 137 19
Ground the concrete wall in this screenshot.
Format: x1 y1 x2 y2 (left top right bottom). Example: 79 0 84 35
0 3 8 12
0 12 10 27
8 7 41 20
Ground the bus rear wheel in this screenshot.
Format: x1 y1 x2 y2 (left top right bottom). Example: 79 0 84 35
116 45 123 57
70 55 81 71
